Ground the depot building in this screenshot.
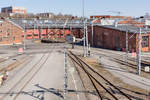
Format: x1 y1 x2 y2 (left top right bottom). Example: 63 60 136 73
88 25 150 52
0 19 23 45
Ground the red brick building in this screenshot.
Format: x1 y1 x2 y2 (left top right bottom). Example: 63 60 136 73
0 19 23 45
1 6 27 15
24 28 82 39
10 19 83 40
88 25 150 52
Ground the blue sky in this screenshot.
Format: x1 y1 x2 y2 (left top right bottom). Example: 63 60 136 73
0 0 150 17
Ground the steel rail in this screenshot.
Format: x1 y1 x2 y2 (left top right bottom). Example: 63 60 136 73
68 53 120 100
69 51 132 100
68 54 103 100
0 45 55 100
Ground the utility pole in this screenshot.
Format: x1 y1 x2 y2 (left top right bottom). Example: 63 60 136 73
22 20 27 50
44 20 48 39
40 19 42 39
137 28 142 75
91 21 94 47
24 23 26 50
85 20 88 57
34 18 36 40
82 0 86 57
126 29 128 69
47 20 50 39
12 23 14 45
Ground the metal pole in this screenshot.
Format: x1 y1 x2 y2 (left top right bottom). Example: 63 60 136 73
82 0 86 57
136 32 139 70
34 19 36 40
91 22 94 47
86 22 88 57
64 51 68 99
126 29 128 69
23 21 26 50
82 0 84 18
12 23 14 45
41 20 43 39
137 28 141 75
48 20 49 39
83 22 86 57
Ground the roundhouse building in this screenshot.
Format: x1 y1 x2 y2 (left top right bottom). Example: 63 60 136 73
88 25 150 52
11 19 83 40
0 19 23 45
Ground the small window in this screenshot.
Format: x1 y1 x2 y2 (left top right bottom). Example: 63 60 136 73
142 36 149 47
34 34 38 36
41 34 47 36
27 34 32 37
57 34 63 36
60 34 64 36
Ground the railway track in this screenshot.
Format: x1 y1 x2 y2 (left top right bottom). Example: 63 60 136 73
91 50 150 74
68 51 132 100
112 58 147 73
0 44 55 100
0 56 29 73
92 48 150 66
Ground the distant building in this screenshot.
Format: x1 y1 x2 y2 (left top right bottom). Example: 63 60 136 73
144 19 150 26
37 13 54 18
118 19 144 27
90 15 132 25
90 15 131 19
1 6 27 15
139 18 150 26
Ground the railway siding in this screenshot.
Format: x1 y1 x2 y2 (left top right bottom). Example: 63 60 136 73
99 56 150 91
69 47 150 99
69 51 133 100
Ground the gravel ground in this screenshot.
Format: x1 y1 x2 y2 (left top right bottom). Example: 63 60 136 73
71 45 150 99
99 56 150 91
84 57 150 100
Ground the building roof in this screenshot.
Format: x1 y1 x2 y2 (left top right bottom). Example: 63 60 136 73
118 19 143 25
2 6 26 10
10 18 87 29
10 18 150 34
97 25 150 34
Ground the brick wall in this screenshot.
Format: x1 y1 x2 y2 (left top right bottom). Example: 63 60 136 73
88 25 150 52
24 28 82 39
0 20 23 45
